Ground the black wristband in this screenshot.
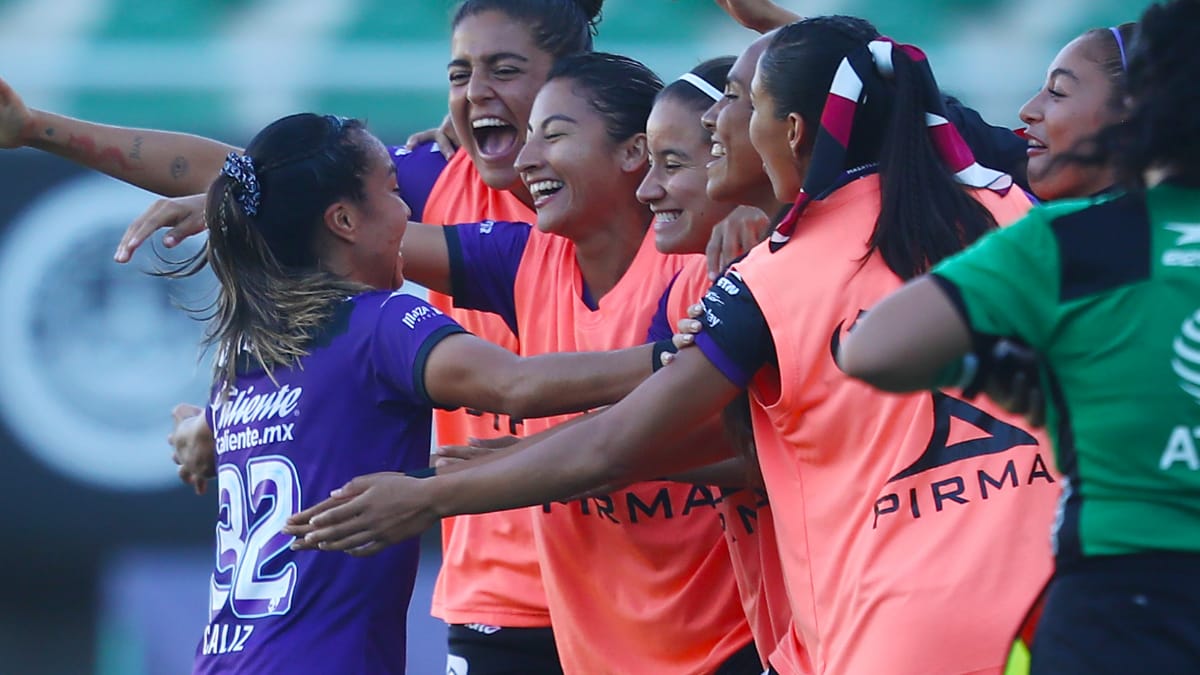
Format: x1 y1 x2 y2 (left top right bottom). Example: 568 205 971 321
407 467 436 479
652 338 678 372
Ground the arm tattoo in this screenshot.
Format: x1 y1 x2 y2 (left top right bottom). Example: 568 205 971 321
170 155 189 180
67 134 136 170
129 135 143 161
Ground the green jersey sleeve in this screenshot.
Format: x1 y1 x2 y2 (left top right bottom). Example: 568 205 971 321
931 210 1061 351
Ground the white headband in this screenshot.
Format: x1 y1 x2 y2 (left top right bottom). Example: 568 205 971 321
676 72 722 101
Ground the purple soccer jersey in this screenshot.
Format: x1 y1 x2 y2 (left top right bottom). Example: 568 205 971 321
195 290 464 674
444 219 532 336
446 220 666 338
388 141 449 222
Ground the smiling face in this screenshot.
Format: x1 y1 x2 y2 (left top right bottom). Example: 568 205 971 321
749 56 807 203
515 78 643 238
1019 35 1124 200
637 97 735 254
448 11 555 192
703 34 774 205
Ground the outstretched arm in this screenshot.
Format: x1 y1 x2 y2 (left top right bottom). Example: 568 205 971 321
423 334 657 420
113 194 462 270
713 0 801 33
435 405 739 500
0 76 236 197
433 347 741 504
284 348 742 554
837 276 972 392
397 222 453 294
667 456 752 488
839 275 1050 427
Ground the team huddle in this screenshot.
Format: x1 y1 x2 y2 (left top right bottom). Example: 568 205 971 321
1 0 1198 673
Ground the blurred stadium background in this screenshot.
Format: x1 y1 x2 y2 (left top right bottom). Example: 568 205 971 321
0 0 1145 673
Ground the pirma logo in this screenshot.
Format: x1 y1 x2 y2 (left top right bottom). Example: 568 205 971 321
871 393 1048 529
1171 308 1200 404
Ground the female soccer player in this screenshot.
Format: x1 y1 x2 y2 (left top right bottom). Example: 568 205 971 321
637 58 792 670
838 2 1200 671
696 30 786 279
0 3 609 671
1018 22 1135 202
695 15 1031 278
394 51 758 675
176 111 665 673
411 4 606 670
701 33 784 222
291 17 1058 675
965 21 1135 429
710 0 1135 204
693 10 1138 432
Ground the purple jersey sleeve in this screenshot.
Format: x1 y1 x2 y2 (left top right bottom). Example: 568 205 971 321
694 272 776 388
645 272 682 343
388 142 448 222
444 220 532 337
370 292 468 409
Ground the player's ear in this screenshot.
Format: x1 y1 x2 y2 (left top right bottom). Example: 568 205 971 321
323 200 358 243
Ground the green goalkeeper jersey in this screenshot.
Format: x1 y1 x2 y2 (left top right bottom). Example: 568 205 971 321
933 182 1200 565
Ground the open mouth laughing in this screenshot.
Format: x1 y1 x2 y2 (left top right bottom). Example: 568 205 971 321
471 116 520 159
527 179 565 208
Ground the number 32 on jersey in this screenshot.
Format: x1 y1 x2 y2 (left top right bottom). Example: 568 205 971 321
210 456 302 619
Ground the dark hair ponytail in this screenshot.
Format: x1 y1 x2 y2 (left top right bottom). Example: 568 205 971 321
163 113 376 386
546 52 664 142
759 17 882 165
1079 1 1200 188
875 50 998 279
760 17 998 280
453 0 603 59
